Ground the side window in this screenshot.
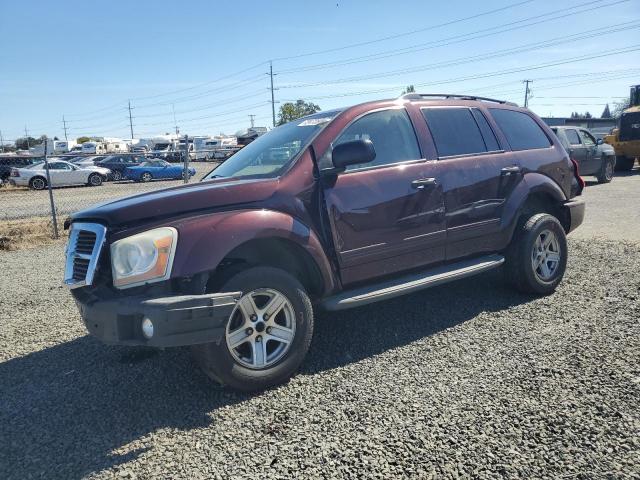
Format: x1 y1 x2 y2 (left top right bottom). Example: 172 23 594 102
565 129 582 145
579 130 596 146
422 107 489 157
49 162 68 170
489 109 552 151
471 109 500 152
335 109 420 171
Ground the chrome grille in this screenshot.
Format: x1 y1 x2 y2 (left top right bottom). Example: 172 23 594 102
64 223 107 289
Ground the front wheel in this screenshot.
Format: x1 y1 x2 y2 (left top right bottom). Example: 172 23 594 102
614 155 635 172
111 170 122 181
505 213 568 295
191 267 314 392
596 157 615 183
140 172 152 182
88 173 103 186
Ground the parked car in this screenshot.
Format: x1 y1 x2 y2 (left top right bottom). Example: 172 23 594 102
551 126 616 183
96 154 146 181
11 160 110 190
0 156 42 181
124 159 196 182
63 94 585 392
71 155 106 167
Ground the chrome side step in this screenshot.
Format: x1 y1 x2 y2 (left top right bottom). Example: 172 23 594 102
321 254 504 311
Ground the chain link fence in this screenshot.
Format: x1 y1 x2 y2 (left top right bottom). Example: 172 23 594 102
0 147 226 239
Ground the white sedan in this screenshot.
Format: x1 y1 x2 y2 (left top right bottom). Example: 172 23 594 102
10 160 111 190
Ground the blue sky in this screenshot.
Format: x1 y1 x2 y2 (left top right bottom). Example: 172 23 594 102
0 0 638 142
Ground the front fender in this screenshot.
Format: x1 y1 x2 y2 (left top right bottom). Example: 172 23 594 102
170 209 335 294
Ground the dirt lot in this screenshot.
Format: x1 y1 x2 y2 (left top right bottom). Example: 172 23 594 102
0 170 639 479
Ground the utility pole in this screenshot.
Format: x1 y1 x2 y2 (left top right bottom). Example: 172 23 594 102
249 114 255 128
269 61 276 128
0 130 4 153
62 115 69 141
128 100 134 138
523 80 532 108
24 126 30 150
172 104 179 135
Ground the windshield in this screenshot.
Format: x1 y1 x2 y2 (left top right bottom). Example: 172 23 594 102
203 111 339 180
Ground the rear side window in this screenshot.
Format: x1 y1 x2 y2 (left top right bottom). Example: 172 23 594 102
422 107 498 157
489 109 551 151
565 129 581 145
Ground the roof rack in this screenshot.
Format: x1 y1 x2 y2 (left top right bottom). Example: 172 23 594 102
400 93 518 106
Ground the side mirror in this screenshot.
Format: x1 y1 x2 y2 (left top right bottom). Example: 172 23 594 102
331 139 376 170
597 138 603 145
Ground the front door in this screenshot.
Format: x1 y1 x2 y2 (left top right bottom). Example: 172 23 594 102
322 108 446 285
578 129 600 174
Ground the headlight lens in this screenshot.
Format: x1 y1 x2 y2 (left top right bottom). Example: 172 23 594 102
110 227 177 288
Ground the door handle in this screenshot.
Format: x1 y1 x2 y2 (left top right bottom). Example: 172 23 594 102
501 165 522 176
411 178 437 190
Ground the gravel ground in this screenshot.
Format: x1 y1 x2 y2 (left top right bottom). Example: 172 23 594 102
0 162 215 220
1 236 638 479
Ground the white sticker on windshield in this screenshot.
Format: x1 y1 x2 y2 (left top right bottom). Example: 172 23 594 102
298 118 331 126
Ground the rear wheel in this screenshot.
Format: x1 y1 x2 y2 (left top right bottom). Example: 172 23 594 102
596 157 615 183
505 213 568 295
88 173 103 186
614 155 635 172
140 172 152 182
29 177 46 190
191 266 313 392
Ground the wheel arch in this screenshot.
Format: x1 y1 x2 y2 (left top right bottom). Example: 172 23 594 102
502 173 571 238
171 209 336 297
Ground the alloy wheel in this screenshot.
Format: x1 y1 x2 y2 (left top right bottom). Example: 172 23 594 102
112 171 122 181
531 229 561 281
225 288 296 369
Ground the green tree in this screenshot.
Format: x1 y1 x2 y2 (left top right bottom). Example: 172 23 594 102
401 85 416 95
15 136 43 150
601 104 611 118
76 136 91 144
277 99 321 125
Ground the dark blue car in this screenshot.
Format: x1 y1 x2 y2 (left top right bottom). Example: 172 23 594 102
125 160 196 182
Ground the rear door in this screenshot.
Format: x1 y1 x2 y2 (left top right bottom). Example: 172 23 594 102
322 107 446 285
420 106 523 260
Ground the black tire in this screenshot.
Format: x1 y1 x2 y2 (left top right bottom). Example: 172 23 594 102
505 213 568 295
596 156 615 184
140 172 152 182
111 170 122 181
29 176 47 190
614 155 634 172
191 266 314 392
88 173 103 187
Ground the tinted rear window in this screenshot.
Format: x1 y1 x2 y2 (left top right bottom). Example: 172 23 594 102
489 109 551 151
422 108 496 157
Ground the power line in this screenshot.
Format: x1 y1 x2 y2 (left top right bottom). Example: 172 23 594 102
272 0 535 61
276 0 629 75
279 26 640 89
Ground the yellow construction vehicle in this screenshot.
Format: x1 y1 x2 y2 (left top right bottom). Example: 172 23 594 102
604 85 640 171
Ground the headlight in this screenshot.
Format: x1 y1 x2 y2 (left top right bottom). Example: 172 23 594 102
110 227 177 289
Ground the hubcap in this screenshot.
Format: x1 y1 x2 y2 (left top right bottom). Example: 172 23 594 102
33 179 44 189
605 161 613 179
531 229 561 281
225 288 296 369
113 171 121 180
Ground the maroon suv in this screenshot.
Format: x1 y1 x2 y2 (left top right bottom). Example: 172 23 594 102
64 94 585 391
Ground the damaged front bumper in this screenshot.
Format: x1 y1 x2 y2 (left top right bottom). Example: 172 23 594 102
76 291 241 348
